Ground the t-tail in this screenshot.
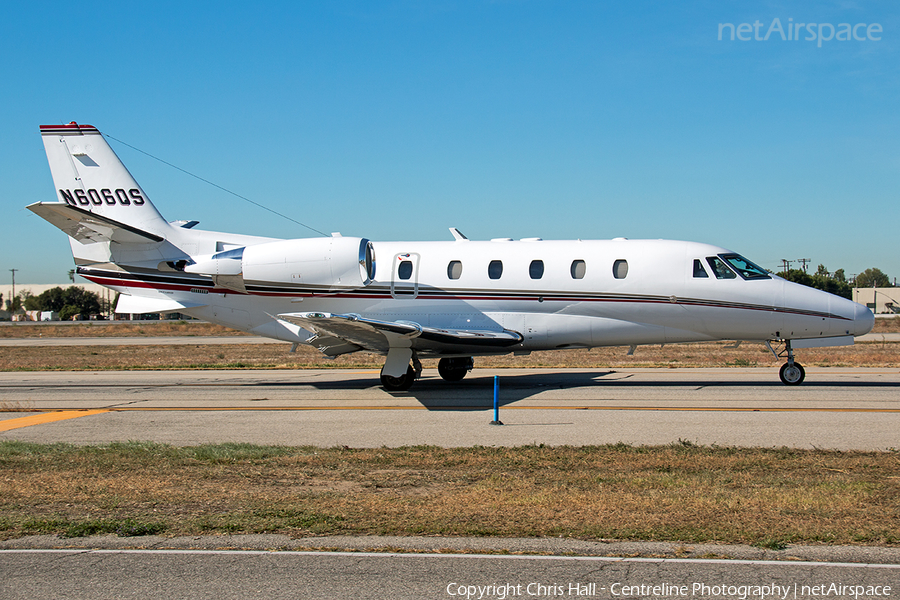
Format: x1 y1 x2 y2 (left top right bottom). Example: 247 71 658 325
31 122 172 245
27 122 371 329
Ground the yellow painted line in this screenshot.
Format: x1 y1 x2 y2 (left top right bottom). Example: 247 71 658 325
0 410 110 432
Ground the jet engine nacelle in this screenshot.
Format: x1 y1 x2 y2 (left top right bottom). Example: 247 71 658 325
185 236 375 291
243 236 375 289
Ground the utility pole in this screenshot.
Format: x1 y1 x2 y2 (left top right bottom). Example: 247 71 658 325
780 259 793 273
9 269 17 300
797 258 811 273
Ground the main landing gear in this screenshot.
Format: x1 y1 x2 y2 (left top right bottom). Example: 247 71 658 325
380 356 475 391
437 357 474 382
381 352 422 392
380 354 423 392
380 365 416 391
767 340 805 385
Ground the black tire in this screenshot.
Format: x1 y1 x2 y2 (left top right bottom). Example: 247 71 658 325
779 362 805 385
381 365 416 391
438 357 472 382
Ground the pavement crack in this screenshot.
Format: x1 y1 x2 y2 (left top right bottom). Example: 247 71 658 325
105 399 152 409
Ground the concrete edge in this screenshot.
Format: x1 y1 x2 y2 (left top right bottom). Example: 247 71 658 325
2 534 899 564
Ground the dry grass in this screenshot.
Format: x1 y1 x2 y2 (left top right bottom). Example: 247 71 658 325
0 339 899 371
2 317 898 338
1 319 898 371
0 321 248 338
0 442 897 545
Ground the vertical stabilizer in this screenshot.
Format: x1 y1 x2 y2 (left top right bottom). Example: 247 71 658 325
39 123 171 238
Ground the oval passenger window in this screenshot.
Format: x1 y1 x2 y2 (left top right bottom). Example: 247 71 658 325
570 260 586 279
488 260 503 279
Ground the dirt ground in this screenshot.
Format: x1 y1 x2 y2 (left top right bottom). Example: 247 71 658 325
0 319 898 370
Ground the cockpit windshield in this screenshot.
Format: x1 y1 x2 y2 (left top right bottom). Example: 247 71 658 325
720 254 770 280
706 256 737 279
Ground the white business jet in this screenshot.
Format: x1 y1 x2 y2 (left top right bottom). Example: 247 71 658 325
27 123 874 391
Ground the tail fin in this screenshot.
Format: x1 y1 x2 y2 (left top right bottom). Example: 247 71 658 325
37 122 171 238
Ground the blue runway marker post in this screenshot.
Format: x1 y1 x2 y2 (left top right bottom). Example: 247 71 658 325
490 375 503 425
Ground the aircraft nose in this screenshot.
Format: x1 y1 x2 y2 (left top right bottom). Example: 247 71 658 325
852 301 875 336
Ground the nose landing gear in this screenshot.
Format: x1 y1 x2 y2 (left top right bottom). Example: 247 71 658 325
779 360 806 385
767 340 806 385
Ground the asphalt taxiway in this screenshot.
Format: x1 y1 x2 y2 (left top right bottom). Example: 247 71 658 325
1 367 898 449
3 545 899 600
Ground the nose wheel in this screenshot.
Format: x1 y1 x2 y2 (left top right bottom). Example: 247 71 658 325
779 361 805 385
767 339 806 385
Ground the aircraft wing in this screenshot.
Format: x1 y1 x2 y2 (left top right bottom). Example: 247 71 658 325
27 202 164 244
277 312 524 357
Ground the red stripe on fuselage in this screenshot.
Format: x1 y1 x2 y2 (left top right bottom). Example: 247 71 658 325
82 274 849 320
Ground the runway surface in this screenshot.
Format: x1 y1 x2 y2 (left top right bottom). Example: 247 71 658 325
1 367 898 449
3 546 898 600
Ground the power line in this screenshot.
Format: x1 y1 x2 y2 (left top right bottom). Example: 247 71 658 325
102 132 329 237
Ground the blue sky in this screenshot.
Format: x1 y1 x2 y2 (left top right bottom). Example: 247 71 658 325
3 1 898 285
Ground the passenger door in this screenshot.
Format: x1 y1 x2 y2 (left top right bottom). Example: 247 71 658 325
390 253 420 299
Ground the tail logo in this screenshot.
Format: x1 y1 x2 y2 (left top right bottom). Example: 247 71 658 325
59 188 145 207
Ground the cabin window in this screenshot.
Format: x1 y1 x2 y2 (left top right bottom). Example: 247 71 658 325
720 254 771 280
529 260 544 279
397 260 413 280
447 260 462 280
488 260 503 279
570 260 586 279
693 259 709 278
613 259 628 279
706 256 737 279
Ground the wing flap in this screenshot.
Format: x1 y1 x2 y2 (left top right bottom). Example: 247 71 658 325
277 312 523 356
27 202 165 244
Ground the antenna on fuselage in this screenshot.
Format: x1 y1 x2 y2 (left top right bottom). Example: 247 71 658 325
449 228 468 241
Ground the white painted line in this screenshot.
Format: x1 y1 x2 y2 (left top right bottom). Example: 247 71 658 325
2 549 899 568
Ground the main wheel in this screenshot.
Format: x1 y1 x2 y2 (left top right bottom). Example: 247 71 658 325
380 365 416 391
438 357 473 382
779 362 805 385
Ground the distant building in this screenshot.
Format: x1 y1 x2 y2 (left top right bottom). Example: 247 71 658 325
853 288 900 314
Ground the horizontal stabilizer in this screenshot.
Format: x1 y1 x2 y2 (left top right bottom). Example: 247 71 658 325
26 202 165 245
277 312 523 356
115 294 207 315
